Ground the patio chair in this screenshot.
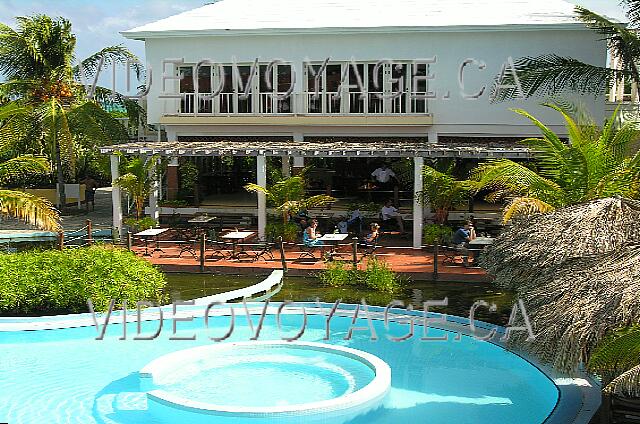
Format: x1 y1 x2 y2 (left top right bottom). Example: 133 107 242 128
175 227 198 258
297 232 323 261
441 243 470 266
250 238 276 262
205 228 232 261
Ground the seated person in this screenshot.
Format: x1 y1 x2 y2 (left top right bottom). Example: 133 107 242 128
380 200 405 233
346 208 363 234
451 221 477 265
303 219 324 247
337 220 349 234
360 223 380 247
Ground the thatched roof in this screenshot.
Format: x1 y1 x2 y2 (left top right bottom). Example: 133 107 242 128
480 197 640 290
507 246 640 376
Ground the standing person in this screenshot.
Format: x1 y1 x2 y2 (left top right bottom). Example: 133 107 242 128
380 199 405 234
371 163 397 186
371 163 399 203
81 175 99 212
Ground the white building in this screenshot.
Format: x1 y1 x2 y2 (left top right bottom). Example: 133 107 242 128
103 0 607 248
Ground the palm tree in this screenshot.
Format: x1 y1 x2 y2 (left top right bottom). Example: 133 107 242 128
0 15 142 206
492 1 638 100
113 156 157 219
473 103 640 221
420 160 477 224
244 175 336 224
0 103 60 231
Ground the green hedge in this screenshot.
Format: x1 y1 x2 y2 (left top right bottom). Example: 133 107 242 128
0 246 167 316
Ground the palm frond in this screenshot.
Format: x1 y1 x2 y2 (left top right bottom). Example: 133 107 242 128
0 155 50 185
502 196 555 222
589 326 640 380
622 0 640 26
604 364 640 397
302 195 336 210
491 55 620 101
75 45 142 81
0 189 60 231
473 159 566 207
576 6 640 86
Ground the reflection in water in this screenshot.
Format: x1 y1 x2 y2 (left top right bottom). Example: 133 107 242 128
164 274 515 325
384 388 512 409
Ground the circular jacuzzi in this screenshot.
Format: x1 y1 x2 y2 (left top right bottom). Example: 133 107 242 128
140 341 392 423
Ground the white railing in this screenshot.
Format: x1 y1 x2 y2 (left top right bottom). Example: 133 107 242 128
176 92 428 115
192 270 284 305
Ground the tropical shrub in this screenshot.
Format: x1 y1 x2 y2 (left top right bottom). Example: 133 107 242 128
474 104 640 222
245 174 335 224
423 224 453 245
266 221 299 243
0 246 167 316
178 160 198 200
319 258 403 293
123 217 157 232
420 160 476 224
114 156 158 219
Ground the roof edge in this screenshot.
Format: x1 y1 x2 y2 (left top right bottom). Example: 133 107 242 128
121 22 588 40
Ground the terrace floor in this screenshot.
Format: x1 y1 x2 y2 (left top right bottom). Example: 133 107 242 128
131 242 490 282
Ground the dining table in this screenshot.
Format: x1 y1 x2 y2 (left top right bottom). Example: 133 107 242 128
319 233 349 260
221 231 256 260
135 228 169 256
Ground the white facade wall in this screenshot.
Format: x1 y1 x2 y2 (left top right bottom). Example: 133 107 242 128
141 27 606 139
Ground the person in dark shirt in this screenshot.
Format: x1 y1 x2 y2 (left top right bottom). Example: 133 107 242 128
451 221 476 266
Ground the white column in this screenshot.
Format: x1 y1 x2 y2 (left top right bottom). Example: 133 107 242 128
110 155 123 238
148 157 160 222
292 155 304 173
427 129 438 144
413 156 424 249
257 155 267 240
281 155 291 178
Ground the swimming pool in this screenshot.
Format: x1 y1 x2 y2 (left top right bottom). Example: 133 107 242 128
0 302 592 423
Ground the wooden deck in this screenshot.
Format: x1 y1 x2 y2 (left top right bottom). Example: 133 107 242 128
131 242 490 282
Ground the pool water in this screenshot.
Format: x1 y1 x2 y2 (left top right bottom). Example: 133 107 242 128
0 308 559 424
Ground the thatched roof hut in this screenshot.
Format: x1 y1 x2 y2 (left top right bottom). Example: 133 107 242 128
507 246 640 377
480 197 640 290
480 197 640 395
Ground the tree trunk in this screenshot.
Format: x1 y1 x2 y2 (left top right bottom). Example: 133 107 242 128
435 208 448 224
52 99 66 209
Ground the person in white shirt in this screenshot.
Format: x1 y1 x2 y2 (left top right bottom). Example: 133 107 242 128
380 199 405 233
371 163 397 185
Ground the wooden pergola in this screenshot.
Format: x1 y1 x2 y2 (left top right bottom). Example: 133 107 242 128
101 139 531 248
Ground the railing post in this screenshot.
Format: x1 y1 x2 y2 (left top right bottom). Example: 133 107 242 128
278 236 288 273
199 233 206 273
57 232 64 251
127 231 133 251
433 244 439 281
352 237 358 267
86 219 93 246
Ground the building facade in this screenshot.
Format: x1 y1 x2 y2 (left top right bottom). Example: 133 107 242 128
104 0 607 247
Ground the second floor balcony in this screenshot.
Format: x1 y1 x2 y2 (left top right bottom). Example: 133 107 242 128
165 61 432 117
